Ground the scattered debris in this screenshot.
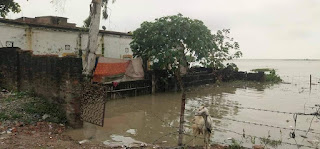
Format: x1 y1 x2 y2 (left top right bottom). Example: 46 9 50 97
42 114 50 120
79 139 90 144
126 129 137 135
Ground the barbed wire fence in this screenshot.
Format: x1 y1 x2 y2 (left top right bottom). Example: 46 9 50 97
147 101 320 148
178 106 319 147
181 127 317 149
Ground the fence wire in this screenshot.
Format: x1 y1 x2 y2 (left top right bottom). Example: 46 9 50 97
218 117 320 135
213 126 316 149
179 126 317 149
216 103 319 115
133 98 320 148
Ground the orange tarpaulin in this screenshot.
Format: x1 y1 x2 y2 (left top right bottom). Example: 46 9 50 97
93 62 129 82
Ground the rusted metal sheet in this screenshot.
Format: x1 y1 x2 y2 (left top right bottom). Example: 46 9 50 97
81 83 108 126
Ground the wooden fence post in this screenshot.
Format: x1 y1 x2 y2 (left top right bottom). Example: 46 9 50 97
310 74 312 88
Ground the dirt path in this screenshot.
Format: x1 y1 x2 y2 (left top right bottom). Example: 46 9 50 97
0 121 108 149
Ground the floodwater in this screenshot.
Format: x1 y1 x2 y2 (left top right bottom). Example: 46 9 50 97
65 59 320 148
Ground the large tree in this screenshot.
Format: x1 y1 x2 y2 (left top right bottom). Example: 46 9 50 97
131 14 216 71
130 14 216 146
0 0 21 18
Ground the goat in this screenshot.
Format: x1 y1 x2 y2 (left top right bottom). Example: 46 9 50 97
191 115 204 146
192 115 204 135
192 106 213 148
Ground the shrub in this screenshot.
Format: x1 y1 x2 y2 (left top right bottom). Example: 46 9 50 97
251 68 282 83
265 69 282 83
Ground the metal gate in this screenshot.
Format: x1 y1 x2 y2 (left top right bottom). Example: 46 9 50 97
80 80 151 126
80 83 108 126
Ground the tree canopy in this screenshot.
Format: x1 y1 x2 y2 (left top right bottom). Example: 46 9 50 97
130 14 216 71
209 29 242 69
0 0 21 18
130 14 242 72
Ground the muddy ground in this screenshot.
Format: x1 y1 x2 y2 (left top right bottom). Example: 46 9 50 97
0 121 109 149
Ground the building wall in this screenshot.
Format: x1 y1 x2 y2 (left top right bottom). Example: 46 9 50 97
0 22 133 59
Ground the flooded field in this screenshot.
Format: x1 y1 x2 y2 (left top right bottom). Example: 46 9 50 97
65 59 320 148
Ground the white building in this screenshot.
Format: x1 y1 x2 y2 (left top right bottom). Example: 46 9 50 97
0 16 133 59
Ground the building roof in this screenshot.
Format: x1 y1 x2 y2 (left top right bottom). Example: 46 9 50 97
35 16 69 19
0 17 132 37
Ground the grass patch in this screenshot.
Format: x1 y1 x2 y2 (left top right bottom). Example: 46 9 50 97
260 137 282 148
11 113 23 119
4 97 15 102
0 112 10 121
1 91 67 124
3 91 29 102
13 91 29 99
228 139 245 149
23 97 67 124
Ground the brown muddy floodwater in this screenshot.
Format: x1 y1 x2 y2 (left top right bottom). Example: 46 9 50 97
65 60 320 148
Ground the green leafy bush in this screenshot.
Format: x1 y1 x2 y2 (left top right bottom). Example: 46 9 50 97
265 69 282 83
251 68 282 83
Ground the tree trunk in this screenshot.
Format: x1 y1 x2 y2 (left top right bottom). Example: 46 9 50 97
177 46 188 146
177 70 186 146
83 0 102 76
151 71 156 94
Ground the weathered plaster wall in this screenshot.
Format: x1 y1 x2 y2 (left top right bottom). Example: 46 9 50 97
0 22 133 58
103 34 132 58
0 24 27 48
31 28 79 56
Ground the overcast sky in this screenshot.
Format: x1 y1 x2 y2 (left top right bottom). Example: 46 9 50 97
7 0 320 59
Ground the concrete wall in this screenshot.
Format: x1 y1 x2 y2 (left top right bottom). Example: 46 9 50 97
0 48 83 128
0 22 133 59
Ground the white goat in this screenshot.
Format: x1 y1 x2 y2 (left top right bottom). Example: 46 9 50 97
192 106 213 148
191 115 204 146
